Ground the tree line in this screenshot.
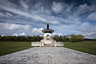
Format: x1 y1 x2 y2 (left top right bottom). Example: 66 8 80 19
53 34 84 42
0 34 86 42
0 36 43 42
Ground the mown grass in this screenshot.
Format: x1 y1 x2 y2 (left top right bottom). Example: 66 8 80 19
0 41 96 56
64 41 96 55
0 41 32 56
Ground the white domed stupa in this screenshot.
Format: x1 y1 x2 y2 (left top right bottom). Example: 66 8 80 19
31 22 64 47
40 22 56 47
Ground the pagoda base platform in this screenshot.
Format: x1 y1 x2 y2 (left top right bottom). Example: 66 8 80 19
31 42 64 47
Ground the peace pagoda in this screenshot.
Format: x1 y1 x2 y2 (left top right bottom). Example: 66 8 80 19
31 22 64 47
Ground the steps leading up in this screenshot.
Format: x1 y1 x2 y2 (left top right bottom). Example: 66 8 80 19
44 44 53 47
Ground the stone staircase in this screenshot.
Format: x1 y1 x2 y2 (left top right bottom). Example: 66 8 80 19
44 44 53 47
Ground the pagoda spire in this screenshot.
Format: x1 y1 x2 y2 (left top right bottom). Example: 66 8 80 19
47 22 49 29
42 21 54 33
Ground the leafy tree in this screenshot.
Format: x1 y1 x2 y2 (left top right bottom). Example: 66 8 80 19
61 36 67 42
53 35 60 41
69 34 84 42
77 34 84 41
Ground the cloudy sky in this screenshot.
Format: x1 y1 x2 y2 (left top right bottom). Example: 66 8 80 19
0 0 96 38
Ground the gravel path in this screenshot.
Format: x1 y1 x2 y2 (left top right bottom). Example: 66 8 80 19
0 47 96 64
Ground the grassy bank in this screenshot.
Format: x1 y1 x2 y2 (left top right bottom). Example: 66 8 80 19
64 41 96 55
0 41 32 56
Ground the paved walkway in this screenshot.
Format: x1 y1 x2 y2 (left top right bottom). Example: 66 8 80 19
0 47 96 64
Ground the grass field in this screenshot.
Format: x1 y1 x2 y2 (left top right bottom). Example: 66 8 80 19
0 41 32 56
64 41 96 55
0 41 96 56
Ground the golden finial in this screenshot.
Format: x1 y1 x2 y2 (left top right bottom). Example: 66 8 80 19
47 21 49 24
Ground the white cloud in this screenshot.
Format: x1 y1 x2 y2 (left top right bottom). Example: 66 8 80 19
13 32 27 36
0 4 46 22
52 32 62 36
0 12 6 17
66 5 73 12
24 25 31 30
33 3 51 15
32 28 43 34
13 33 18 36
78 22 90 29
1 34 5 37
0 0 96 39
6 12 13 16
20 32 25 36
52 1 64 13
0 0 17 8
0 23 31 30
87 12 96 21
20 0 28 9
76 22 96 39
72 4 88 17
83 32 96 39
0 12 12 17
51 21 60 24
72 4 96 17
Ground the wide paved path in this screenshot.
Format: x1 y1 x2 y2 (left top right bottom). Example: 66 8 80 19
0 47 96 64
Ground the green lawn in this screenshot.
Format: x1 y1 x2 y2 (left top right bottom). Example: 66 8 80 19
0 41 96 56
64 41 96 55
0 41 32 56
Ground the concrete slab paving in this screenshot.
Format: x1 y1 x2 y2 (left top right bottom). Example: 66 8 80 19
0 47 96 64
